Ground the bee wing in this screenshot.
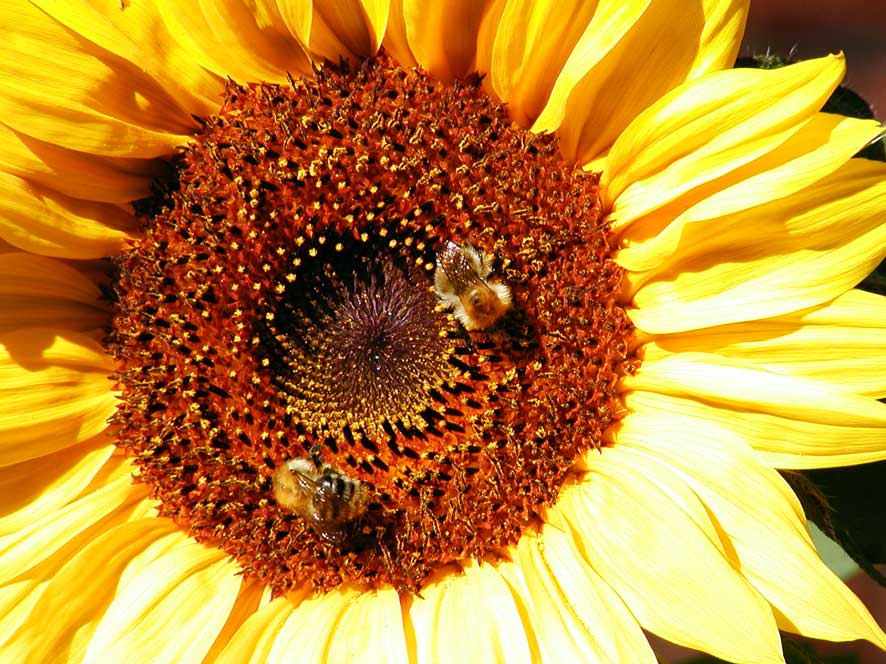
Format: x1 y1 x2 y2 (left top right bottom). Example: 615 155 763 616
437 241 487 295
290 469 323 495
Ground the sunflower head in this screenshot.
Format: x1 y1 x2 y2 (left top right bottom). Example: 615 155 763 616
107 53 634 593
3 2 886 663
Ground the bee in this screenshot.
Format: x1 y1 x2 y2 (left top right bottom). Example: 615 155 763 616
273 456 369 543
434 241 512 330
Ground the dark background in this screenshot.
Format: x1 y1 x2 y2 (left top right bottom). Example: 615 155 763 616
741 1 886 118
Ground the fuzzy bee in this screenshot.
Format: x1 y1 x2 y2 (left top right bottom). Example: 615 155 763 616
434 240 512 330
273 456 369 543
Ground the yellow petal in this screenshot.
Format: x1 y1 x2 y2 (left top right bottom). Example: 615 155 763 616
0 470 141 580
327 587 408 663
276 0 313 47
0 436 112 537
613 111 879 255
506 528 656 663
604 55 846 223
202 582 269 664
626 351 886 428
409 562 533 663
614 412 886 648
0 578 47 654
475 0 601 127
399 0 490 80
267 588 358 662
0 329 117 467
556 457 783 663
644 288 886 398
0 172 135 259
0 0 195 158
0 252 108 334
626 159 886 334
0 467 145 655
381 0 418 68
215 595 301 664
625 383 886 470
7 517 178 662
533 0 748 165
0 123 158 205
31 0 224 119
82 535 242 663
309 0 389 59
157 0 311 83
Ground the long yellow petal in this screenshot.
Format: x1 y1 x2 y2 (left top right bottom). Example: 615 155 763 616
0 474 152 655
266 588 358 662
7 517 178 663
311 0 389 59
613 112 879 254
0 172 135 259
604 55 847 223
624 384 886 470
82 535 242 663
0 579 47 654
626 159 886 333
0 469 140 582
326 587 408 663
613 414 886 649
0 123 158 205
626 352 886 426
475 0 602 127
506 528 657 663
556 456 783 662
31 0 224 119
156 0 311 84
408 562 533 663
381 0 418 68
306 0 380 60
0 436 112 537
276 0 313 49
0 253 108 334
399 0 490 80
644 289 886 398
0 0 195 158
201 582 268 664
0 329 117 467
533 0 748 166
215 595 303 664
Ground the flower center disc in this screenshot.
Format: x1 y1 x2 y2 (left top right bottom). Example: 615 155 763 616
262 240 460 440
109 54 634 594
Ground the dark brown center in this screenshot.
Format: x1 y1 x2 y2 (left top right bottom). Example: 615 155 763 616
108 53 635 594
260 240 459 440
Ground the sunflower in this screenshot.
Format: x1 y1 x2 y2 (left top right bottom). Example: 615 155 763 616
2 0 885 662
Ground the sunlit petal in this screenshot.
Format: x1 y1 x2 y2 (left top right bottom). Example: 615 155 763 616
613 414 886 648
399 0 490 80
558 455 783 663
625 385 886 469
156 0 312 83
0 330 116 467
534 0 748 165
409 563 534 663
83 536 243 663
503 527 657 663
643 288 886 398
0 172 135 259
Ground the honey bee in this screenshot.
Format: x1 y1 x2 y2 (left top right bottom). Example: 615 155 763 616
434 241 512 330
273 456 369 543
